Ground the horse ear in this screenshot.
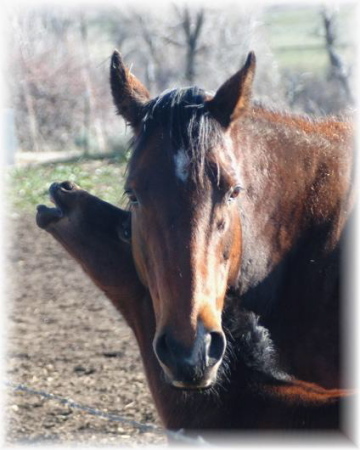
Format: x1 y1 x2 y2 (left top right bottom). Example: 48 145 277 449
110 50 150 129
207 51 256 128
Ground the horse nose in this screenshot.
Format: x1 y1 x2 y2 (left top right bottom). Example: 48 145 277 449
154 327 226 388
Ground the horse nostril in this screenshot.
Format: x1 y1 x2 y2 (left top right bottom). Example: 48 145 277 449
60 181 75 192
208 331 226 366
155 330 226 370
154 333 173 368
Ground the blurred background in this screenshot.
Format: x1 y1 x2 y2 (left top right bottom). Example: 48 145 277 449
3 2 357 445
4 1 357 209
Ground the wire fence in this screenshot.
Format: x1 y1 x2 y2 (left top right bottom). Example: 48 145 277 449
5 380 208 446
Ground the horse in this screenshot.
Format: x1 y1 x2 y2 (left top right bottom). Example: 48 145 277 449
37 182 352 437
36 50 355 439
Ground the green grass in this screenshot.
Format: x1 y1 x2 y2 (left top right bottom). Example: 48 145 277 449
264 4 356 74
7 156 128 213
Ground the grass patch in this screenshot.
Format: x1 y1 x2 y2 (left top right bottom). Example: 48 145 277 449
264 4 356 75
7 156 128 213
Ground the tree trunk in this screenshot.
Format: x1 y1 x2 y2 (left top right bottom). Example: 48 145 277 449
321 8 353 104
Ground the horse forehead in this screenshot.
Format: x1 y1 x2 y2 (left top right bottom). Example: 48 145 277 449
173 148 190 183
131 131 192 184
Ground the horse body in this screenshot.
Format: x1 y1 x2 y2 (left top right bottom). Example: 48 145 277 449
232 107 353 388
36 50 355 436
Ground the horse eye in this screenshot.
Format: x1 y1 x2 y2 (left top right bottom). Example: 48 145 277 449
228 185 242 202
125 190 139 205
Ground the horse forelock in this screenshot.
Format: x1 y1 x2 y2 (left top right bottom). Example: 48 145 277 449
129 87 226 186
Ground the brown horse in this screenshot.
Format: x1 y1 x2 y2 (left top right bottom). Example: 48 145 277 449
37 182 352 436
37 50 354 437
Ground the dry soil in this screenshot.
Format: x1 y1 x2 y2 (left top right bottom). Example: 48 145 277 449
5 213 166 446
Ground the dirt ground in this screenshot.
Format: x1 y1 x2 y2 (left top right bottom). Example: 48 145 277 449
4 213 166 446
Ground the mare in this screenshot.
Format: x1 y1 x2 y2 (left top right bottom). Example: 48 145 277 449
37 50 355 439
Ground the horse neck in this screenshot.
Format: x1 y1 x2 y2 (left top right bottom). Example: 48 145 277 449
233 105 354 295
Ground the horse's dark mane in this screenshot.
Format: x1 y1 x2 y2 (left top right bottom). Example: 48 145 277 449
131 87 225 183
222 298 290 385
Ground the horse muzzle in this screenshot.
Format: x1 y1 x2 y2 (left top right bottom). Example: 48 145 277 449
153 325 226 389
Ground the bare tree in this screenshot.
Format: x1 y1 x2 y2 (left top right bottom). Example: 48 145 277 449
181 7 206 85
79 13 105 154
321 7 353 104
167 6 206 85
130 12 169 92
8 3 354 156
11 12 40 152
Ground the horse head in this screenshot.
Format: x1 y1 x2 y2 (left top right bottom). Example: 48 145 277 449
110 50 256 389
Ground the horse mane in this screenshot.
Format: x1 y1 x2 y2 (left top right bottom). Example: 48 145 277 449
222 298 291 385
130 87 225 185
